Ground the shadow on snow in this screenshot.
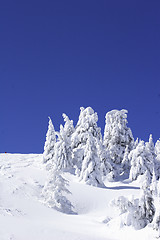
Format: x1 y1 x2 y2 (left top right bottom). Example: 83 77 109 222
105 186 140 190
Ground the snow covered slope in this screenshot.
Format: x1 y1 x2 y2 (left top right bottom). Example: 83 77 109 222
0 154 157 240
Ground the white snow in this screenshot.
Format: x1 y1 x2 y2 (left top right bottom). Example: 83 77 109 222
0 153 157 240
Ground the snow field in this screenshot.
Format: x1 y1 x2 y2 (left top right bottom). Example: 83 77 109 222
0 153 157 240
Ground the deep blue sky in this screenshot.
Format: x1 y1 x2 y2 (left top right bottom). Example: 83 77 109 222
0 0 160 153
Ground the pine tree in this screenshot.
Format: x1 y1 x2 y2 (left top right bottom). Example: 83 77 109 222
103 109 134 178
71 107 102 174
53 123 73 171
139 171 155 225
155 139 160 179
112 171 155 230
51 113 74 171
145 134 156 170
79 133 104 187
155 139 160 159
146 134 155 156
42 168 73 214
43 117 56 164
129 140 154 181
62 113 74 138
72 107 102 147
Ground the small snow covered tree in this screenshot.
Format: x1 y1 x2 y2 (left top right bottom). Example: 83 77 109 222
103 109 134 179
43 117 56 164
111 171 155 230
129 140 154 181
139 171 155 225
155 139 160 158
155 139 160 179
53 122 73 171
145 134 156 170
146 134 155 157
62 113 74 138
42 168 73 214
111 195 134 215
71 107 102 174
79 133 104 187
129 140 144 181
51 113 74 171
111 195 143 229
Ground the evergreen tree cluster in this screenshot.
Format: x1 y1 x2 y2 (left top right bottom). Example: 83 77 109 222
43 107 160 184
41 106 160 235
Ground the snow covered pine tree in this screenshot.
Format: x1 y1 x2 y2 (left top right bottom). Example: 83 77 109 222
71 107 102 175
43 117 56 164
42 168 74 214
103 109 134 179
129 137 154 181
79 133 104 187
155 139 160 179
111 171 155 230
52 113 74 171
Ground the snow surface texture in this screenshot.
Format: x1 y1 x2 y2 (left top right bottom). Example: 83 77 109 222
0 153 158 240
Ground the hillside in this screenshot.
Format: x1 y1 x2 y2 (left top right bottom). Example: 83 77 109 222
0 153 157 240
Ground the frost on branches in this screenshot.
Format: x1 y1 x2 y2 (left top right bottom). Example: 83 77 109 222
62 113 75 138
43 117 56 164
139 171 155 226
111 171 155 230
155 139 160 179
103 109 134 179
129 138 154 181
42 168 74 214
79 133 104 187
71 107 102 174
52 114 74 171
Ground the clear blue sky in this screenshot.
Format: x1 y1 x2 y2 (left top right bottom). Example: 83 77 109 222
0 0 160 153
